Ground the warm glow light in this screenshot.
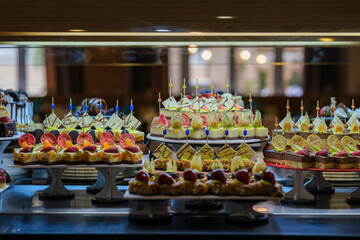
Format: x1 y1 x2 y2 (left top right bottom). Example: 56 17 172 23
188 45 198 54
240 50 251 60
319 38 334 42
68 29 86 32
216 16 235 19
201 50 212 61
256 54 267 64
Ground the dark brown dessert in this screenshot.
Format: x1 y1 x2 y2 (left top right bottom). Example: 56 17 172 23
0 116 17 137
312 150 334 169
284 150 313 169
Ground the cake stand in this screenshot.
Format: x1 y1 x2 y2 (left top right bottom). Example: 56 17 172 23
0 132 24 168
124 191 278 223
9 163 142 202
266 162 360 203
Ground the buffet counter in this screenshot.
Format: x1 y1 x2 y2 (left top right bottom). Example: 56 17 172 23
1 179 360 239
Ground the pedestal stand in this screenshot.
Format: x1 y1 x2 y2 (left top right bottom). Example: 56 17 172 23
129 200 172 222
305 171 334 193
283 170 315 203
39 168 74 199
225 201 268 223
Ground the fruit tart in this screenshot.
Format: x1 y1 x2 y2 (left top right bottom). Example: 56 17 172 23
166 112 187 140
77 132 100 164
100 132 123 164
150 114 168 137
14 133 41 165
58 133 81 164
221 112 238 139
206 169 234 195
252 110 268 140
190 116 206 139
121 133 143 164
157 172 186 195
207 113 225 140
40 133 62 164
183 169 208 195
128 170 159 195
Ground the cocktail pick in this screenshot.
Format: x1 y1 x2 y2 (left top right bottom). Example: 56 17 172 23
115 100 119 115
63 114 66 129
182 78 186 97
243 127 247 142
275 117 278 136
69 98 73 112
81 115 85 133
186 129 190 144
316 100 320 118
206 128 209 145
163 129 167 145
210 79 214 95
195 78 199 97
197 98 201 111
51 97 55 114
226 77 230 94
158 92 161 116
300 100 304 116
293 123 296 136
180 93 183 112
99 98 103 114
44 114 48 131
249 93 253 113
169 77 172 98
102 115 106 132
352 99 355 113
225 129 229 144
286 99 290 113
84 99 88 113
130 99 134 115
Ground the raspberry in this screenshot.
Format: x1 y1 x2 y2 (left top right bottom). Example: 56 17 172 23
183 169 197 182
20 147 32 153
83 145 97 152
0 116 10 123
124 146 139 153
295 149 309 156
235 169 250 184
158 173 174 185
104 147 119 153
352 150 360 156
64 146 78 153
315 150 329 156
261 171 276 185
136 170 150 182
335 150 348 157
210 169 227 183
41 146 56 152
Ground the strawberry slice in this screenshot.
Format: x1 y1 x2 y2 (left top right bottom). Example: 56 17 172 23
159 113 168 127
295 149 309 156
182 114 190 126
201 105 209 111
200 115 208 127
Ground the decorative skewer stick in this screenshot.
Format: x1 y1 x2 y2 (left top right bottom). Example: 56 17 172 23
163 129 167 145
226 77 230 94
275 117 278 136
85 99 88 113
115 100 119 115
69 98 72 112
352 99 355 113
249 93 253 123
51 97 55 114
180 93 183 112
186 129 189 144
300 101 304 116
286 99 290 113
182 78 186 97
316 101 320 118
99 98 103 114
62 114 66 129
243 126 247 142
130 99 134 115
293 123 296 136
225 129 228 144
206 129 209 145
82 116 85 133
158 93 161 116
210 79 214 95
45 114 48 131
195 78 199 97
169 77 172 98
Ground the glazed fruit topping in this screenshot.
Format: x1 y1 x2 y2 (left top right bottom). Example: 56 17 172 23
335 150 348 157
64 146 78 153
235 169 250 184
0 116 10 123
352 150 360 156
261 171 276 185
104 147 119 153
41 146 56 152
136 170 150 182
295 149 309 156
158 173 174 185
83 145 97 152
183 169 197 182
210 169 227 183
315 150 329 156
124 145 139 153
20 147 32 153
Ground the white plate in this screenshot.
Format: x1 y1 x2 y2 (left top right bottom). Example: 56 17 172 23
123 190 275 201
147 133 269 145
9 163 143 169
0 131 25 141
0 184 10 193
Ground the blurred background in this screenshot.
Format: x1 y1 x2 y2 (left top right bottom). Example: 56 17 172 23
0 45 358 133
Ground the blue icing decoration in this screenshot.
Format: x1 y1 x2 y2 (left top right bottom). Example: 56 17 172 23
130 105 134 111
225 129 229 136
163 129 167 135
51 104 55 109
205 129 209 135
186 129 190 136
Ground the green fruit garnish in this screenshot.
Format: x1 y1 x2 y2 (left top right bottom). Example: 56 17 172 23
312 145 321 152
330 145 341 153
348 144 357 152
294 144 303 152
165 169 174 173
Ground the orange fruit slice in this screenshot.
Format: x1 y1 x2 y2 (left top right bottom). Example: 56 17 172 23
306 134 322 151
340 136 357 152
318 124 327 132
272 135 287 150
283 122 292 131
300 122 309 131
352 125 359 133
290 135 306 151
335 125 344 133
327 135 340 149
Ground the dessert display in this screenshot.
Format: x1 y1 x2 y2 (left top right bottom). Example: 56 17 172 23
150 81 268 141
39 98 144 144
0 105 17 137
264 131 360 169
13 131 143 165
0 89 35 131
128 157 283 197
153 137 256 172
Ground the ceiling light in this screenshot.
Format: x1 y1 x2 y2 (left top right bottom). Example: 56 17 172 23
256 54 267 64
155 29 171 32
318 38 334 42
201 50 213 61
188 45 198 54
68 29 86 32
216 16 235 19
240 50 251 60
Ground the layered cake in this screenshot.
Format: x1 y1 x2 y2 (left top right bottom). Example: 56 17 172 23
0 106 17 137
